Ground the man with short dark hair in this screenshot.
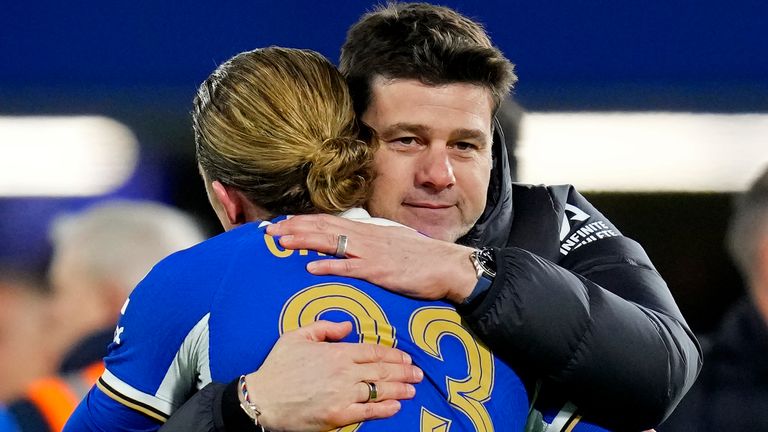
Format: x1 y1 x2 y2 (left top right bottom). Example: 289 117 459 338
339 2 515 245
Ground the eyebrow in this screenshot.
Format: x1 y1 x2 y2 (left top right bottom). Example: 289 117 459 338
376 123 431 140
451 128 490 145
376 123 489 145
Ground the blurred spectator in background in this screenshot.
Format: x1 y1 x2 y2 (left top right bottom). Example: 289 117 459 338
660 166 768 431
2 200 207 432
0 268 55 403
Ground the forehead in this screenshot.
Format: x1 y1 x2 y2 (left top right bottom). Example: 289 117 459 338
362 78 493 135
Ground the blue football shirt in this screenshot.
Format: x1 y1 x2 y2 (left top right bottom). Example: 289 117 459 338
71 214 530 431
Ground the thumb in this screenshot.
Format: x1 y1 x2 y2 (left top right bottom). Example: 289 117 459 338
299 320 353 342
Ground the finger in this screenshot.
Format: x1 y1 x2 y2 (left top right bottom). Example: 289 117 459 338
355 361 424 384
278 232 340 256
306 257 365 277
335 400 402 424
356 381 416 403
344 342 413 365
269 215 383 250
267 214 349 237
293 320 353 342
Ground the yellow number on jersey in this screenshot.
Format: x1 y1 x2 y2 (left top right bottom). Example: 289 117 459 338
410 307 495 432
280 283 396 347
280 283 397 432
280 284 497 432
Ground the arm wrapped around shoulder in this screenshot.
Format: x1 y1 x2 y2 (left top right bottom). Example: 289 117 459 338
459 243 702 430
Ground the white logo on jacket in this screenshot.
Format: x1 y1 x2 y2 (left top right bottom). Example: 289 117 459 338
559 204 618 256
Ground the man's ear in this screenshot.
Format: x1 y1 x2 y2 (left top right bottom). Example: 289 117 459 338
211 181 246 226
754 237 768 284
751 237 768 323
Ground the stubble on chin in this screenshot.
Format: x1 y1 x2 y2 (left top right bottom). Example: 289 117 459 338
415 219 474 243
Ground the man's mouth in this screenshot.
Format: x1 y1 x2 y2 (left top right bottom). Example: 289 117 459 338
403 202 454 210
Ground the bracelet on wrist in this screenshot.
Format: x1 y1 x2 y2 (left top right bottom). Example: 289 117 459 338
238 374 265 432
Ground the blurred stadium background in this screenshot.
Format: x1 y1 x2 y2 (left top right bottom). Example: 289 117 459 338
2 0 767 333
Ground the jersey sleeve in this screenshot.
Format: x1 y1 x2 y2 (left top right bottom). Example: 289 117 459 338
85 252 214 425
63 385 164 432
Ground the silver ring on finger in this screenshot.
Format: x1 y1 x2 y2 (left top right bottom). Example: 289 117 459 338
335 234 348 258
364 381 378 402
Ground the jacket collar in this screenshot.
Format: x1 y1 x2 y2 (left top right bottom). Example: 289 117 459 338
457 117 515 248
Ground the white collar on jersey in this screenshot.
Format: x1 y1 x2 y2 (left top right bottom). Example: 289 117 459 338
259 208 412 231
338 208 410 229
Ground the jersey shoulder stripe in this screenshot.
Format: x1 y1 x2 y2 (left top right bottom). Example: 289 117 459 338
96 372 170 422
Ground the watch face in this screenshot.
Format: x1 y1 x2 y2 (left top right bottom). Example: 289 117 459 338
470 248 497 279
478 248 497 276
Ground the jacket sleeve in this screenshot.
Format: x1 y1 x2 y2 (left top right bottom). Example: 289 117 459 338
458 186 702 431
159 380 258 432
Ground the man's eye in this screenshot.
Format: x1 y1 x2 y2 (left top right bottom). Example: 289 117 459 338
454 142 478 151
395 137 416 145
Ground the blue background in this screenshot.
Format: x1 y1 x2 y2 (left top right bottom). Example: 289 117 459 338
2 0 767 111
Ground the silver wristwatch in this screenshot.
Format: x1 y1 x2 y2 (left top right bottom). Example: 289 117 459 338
462 248 497 306
470 247 497 279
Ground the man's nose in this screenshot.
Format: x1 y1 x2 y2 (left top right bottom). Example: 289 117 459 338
416 145 455 191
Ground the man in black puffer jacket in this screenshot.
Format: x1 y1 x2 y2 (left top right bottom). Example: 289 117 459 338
157 4 700 432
